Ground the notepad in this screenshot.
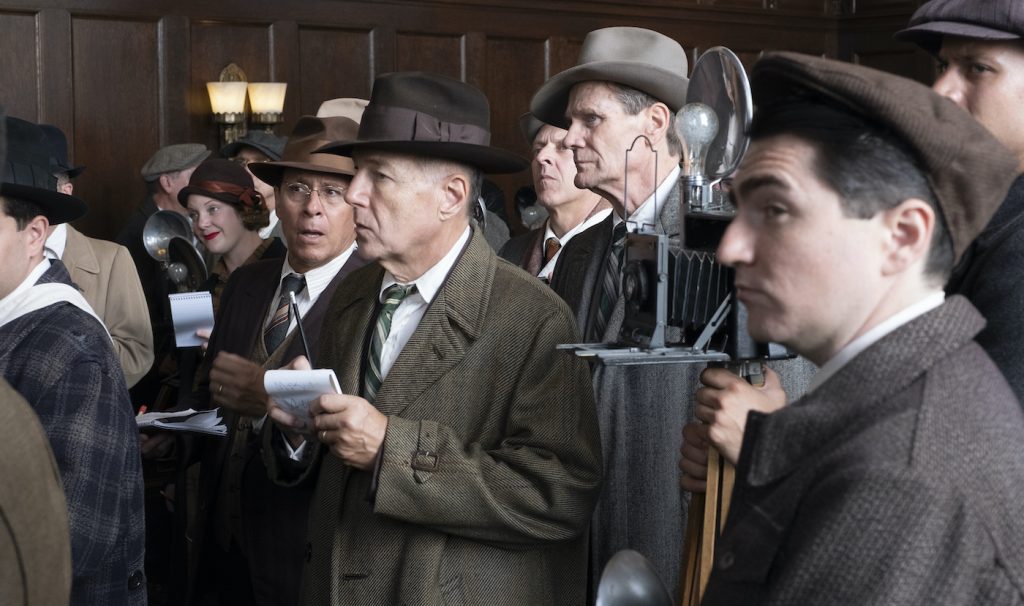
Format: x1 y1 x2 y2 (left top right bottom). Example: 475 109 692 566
169 291 215 348
264 368 342 420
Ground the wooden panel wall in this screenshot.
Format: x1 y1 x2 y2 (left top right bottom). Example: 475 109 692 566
0 0 926 239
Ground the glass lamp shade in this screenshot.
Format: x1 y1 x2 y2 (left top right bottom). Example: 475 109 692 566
206 81 248 115
247 82 287 114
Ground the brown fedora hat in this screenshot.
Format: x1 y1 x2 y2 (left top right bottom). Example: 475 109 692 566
316 72 527 174
751 51 1019 263
894 0 1024 55
530 27 689 129
250 115 362 187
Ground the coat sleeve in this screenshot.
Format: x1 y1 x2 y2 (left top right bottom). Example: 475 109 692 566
372 307 603 547
766 466 1014 604
103 245 155 388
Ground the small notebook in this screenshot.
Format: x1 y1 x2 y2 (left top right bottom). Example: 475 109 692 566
169 291 215 348
264 368 343 421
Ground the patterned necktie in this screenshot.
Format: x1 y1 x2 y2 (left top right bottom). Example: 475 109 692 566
543 237 562 265
263 273 306 354
363 283 418 403
594 221 628 341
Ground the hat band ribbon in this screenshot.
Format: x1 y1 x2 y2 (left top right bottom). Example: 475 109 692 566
359 104 491 146
194 180 261 208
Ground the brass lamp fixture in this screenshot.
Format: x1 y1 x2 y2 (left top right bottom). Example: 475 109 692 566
207 63 288 145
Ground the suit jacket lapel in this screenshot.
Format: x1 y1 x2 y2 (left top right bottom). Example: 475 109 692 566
62 226 99 277
373 229 492 417
321 264 383 397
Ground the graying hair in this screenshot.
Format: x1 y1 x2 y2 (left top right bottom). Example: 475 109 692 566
606 82 683 157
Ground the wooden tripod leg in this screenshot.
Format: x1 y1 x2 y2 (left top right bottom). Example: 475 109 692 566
680 445 722 605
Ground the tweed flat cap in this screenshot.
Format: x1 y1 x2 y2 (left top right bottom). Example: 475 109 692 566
751 51 1019 262
140 143 210 182
895 0 1024 54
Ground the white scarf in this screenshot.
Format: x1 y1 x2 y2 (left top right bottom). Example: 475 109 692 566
0 260 110 339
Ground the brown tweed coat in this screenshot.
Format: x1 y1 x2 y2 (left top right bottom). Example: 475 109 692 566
703 296 1024 604
265 228 603 605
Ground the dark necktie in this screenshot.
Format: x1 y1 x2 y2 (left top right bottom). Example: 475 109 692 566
544 237 562 265
263 273 306 354
363 284 417 403
594 222 628 341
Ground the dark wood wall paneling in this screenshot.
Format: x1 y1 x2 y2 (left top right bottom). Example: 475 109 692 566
0 0 927 239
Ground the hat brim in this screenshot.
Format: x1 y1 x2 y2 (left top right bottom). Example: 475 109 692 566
0 182 87 225
894 21 1020 54
177 186 243 208
249 160 357 188
65 165 85 179
530 61 689 129
316 140 528 174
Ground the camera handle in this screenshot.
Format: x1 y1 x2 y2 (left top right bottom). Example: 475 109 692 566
681 358 764 605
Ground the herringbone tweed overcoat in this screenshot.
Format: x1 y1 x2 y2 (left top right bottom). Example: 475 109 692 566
703 296 1024 604
265 228 603 605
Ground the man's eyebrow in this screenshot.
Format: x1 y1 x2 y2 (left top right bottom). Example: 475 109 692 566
736 174 788 200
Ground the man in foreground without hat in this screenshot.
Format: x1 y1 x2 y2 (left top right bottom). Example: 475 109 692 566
265 72 602 605
499 113 611 281
700 52 1024 604
186 115 367 606
39 124 154 388
530 26 813 594
0 117 146 604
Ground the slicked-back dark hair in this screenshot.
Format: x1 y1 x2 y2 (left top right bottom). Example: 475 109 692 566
750 97 954 282
0 196 44 230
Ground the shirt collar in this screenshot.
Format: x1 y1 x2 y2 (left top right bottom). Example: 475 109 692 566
44 223 68 260
281 241 357 302
380 226 472 304
807 290 946 393
543 208 614 246
614 164 681 233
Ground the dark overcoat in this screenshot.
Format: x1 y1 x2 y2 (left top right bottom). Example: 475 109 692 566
265 228 603 605
0 261 147 605
947 175 1024 402
703 296 1024 604
498 226 543 276
189 252 365 605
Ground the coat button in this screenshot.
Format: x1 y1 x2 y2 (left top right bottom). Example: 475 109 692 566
305 542 312 563
718 551 735 570
128 569 145 590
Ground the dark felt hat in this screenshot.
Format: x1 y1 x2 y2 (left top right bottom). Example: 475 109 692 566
39 124 85 178
220 130 287 162
519 112 547 145
895 0 1024 55
317 72 528 174
1 117 87 225
177 158 262 209
751 51 1019 263
530 27 689 129
250 116 362 187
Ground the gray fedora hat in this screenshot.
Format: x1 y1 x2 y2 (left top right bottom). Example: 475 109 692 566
250 116 362 187
894 0 1024 54
530 27 689 129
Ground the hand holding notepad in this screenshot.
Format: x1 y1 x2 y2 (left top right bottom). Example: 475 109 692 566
264 368 342 432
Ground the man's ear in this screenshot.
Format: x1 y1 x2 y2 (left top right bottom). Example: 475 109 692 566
643 102 672 146
438 172 470 222
881 198 935 277
23 215 51 260
158 173 174 196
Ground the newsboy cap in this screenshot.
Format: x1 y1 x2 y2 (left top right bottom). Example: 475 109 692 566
751 51 1019 263
318 72 527 174
141 143 210 182
250 115 363 187
220 130 286 162
895 0 1024 54
530 27 689 129
2 117 87 224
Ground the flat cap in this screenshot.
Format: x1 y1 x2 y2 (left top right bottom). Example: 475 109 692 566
141 143 210 182
751 51 1019 262
895 0 1024 54
220 131 286 161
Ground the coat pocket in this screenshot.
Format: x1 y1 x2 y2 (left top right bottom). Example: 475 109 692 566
713 503 785 584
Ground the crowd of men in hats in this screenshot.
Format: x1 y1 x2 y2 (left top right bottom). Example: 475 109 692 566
3 0 1024 603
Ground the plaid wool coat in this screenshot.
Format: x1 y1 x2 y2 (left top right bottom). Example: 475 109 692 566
0 261 146 605
266 228 603 605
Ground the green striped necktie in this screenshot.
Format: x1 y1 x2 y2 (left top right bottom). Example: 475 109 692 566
363 283 417 403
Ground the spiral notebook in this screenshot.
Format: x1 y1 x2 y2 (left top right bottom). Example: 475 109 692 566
169 291 215 348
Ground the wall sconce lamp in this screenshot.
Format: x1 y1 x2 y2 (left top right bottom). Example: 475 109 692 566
207 63 288 146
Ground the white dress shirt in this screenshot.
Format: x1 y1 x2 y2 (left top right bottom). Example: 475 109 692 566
806 290 946 393
264 242 358 339
537 208 613 281
376 226 472 381
259 209 280 240
613 164 681 234
43 223 68 260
